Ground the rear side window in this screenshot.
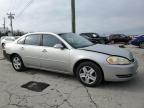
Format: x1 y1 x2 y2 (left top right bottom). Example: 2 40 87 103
25 34 41 46
43 34 61 47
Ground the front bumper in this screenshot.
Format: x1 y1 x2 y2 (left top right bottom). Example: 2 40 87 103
3 50 11 61
102 59 138 81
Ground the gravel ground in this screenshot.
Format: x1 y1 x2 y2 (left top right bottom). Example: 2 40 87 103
0 45 144 108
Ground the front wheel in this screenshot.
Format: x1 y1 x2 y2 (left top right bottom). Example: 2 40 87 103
99 40 105 44
111 40 115 44
12 55 25 72
2 43 5 49
76 62 103 87
139 42 144 49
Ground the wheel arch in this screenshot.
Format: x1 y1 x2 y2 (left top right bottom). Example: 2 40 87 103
139 41 144 43
73 59 104 80
139 41 144 48
1 43 5 48
10 53 20 62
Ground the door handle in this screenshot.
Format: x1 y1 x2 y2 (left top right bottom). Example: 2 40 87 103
42 49 47 53
21 47 24 50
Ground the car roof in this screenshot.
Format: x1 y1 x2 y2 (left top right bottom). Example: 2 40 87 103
80 33 99 34
58 32 73 35
26 32 74 36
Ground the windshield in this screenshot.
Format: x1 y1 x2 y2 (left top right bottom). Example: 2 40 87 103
59 33 94 48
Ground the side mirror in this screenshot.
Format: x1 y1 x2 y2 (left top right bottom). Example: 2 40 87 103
53 43 65 49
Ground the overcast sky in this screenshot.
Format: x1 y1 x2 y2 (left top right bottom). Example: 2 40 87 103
0 0 144 35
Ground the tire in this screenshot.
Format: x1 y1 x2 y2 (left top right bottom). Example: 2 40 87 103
124 42 128 45
111 40 115 44
2 43 5 49
139 42 144 49
11 55 25 72
76 61 103 87
100 40 105 44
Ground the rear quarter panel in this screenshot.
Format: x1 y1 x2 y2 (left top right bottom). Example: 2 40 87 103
5 43 21 56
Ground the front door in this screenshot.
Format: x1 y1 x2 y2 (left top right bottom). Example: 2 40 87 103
40 34 70 73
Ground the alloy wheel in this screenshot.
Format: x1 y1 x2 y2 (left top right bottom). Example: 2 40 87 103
13 57 22 70
2 43 5 49
79 66 97 85
140 42 144 49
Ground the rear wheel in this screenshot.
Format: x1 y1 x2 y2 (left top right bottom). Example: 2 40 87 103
12 55 25 72
139 42 144 49
76 61 103 87
124 41 128 45
111 40 115 44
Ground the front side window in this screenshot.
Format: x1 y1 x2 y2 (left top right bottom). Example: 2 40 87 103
43 34 61 47
25 34 41 46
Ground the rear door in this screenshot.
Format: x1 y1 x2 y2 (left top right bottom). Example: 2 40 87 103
18 34 43 67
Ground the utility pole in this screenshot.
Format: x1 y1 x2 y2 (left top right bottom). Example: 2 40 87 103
3 17 6 33
7 12 15 35
71 0 76 33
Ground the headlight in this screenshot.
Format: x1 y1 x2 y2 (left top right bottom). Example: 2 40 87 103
107 56 130 65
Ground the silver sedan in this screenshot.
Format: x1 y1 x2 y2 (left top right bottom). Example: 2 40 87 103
5 32 138 86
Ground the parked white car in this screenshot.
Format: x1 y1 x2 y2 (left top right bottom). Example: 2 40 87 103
1 36 20 49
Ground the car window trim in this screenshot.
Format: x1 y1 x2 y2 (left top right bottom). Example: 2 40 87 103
40 34 43 46
24 34 42 46
42 34 68 49
17 37 26 44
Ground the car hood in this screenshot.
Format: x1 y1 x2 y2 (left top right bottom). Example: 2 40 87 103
79 44 133 60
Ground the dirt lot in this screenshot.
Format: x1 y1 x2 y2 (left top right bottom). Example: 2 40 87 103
0 45 144 108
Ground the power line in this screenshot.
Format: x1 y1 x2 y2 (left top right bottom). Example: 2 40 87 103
7 0 13 13
12 0 29 14
11 0 16 12
16 0 34 18
6 0 29 15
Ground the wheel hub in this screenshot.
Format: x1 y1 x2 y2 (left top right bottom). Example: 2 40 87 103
79 66 97 84
13 57 21 69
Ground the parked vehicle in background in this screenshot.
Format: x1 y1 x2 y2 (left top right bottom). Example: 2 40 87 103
4 32 138 87
80 33 109 44
130 35 144 48
109 34 132 44
0 36 20 49
0 36 8 41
